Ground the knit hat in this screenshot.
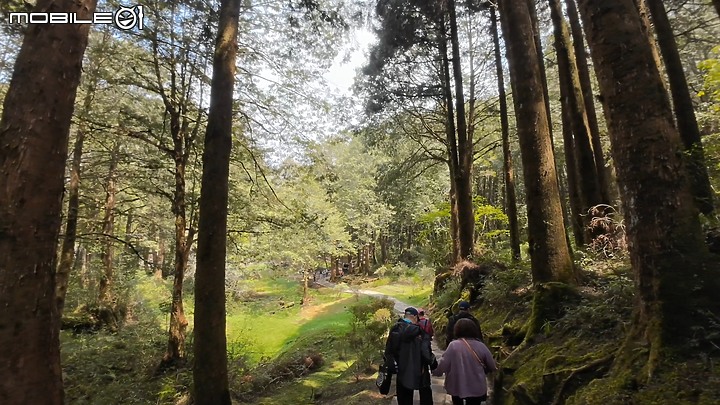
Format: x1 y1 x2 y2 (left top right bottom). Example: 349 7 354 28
404 307 419 317
458 301 470 310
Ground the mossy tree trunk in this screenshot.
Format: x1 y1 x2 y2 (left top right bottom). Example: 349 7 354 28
565 0 611 203
549 0 604 243
490 4 521 262
577 0 720 377
498 0 576 285
633 0 667 90
646 0 714 214
559 76 586 248
447 0 475 261
0 0 97 402
499 0 578 343
439 13 461 263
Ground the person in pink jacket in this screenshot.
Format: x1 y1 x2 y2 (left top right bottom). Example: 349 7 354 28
432 318 497 404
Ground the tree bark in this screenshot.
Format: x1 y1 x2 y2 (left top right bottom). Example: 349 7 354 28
162 152 190 367
527 0 555 138
559 73 586 247
192 0 241 402
645 0 714 214
448 0 475 261
490 5 521 262
549 0 604 242
577 0 720 372
98 142 121 304
0 0 97 402
527 0 575 250
439 15 461 263
498 0 576 284
565 0 611 203
56 129 86 317
633 0 667 90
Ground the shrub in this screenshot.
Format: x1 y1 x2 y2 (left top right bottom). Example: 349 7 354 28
373 262 414 281
482 263 532 305
345 297 395 380
554 272 634 338
435 277 462 311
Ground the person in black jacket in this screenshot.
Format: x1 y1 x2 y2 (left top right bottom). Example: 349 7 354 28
445 301 483 347
383 307 437 405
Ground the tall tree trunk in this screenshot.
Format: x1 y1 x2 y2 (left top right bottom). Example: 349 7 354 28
559 75 586 247
646 0 714 214
448 0 475 260
577 0 720 375
56 37 108 315
0 0 97 402
98 142 121 304
56 129 86 317
380 232 388 264
498 0 576 284
527 0 555 138
633 0 667 90
331 258 338 282
490 5 521 262
79 247 91 289
192 0 241 402
439 15 461 263
162 152 189 367
527 0 575 250
565 0 611 203
549 0 604 241
302 269 309 305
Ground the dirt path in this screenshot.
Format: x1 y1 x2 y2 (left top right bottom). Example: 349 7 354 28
316 280 453 404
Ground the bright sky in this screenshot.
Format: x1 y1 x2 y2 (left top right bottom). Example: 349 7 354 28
323 28 377 96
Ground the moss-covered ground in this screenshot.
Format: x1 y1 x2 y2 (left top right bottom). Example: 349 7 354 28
446 258 720 405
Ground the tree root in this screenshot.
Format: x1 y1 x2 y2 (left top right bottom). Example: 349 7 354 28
549 354 615 405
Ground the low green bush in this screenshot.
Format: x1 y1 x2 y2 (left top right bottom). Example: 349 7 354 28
345 297 396 380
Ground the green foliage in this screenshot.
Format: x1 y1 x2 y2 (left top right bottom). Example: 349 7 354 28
555 270 634 338
344 297 396 380
434 277 463 311
61 305 171 404
373 262 414 281
698 45 720 112
482 263 532 306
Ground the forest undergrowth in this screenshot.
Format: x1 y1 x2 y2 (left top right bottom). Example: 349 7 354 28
59 254 720 405
446 255 720 405
60 273 423 405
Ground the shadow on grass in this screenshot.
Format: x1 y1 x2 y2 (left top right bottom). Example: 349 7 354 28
61 318 176 405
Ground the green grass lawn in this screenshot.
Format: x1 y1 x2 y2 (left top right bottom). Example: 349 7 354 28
61 274 418 404
367 281 433 308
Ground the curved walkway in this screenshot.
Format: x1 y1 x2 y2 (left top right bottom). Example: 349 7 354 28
315 280 453 404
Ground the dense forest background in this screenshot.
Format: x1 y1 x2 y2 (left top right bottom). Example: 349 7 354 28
0 0 719 404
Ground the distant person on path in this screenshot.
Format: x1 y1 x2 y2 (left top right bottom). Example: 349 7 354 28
432 318 497 405
446 301 483 346
418 309 434 338
383 307 437 405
